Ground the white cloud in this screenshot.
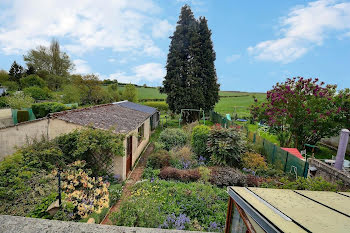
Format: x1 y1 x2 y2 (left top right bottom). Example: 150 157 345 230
152 20 174 38
225 54 241 63
73 59 91 74
0 0 164 57
108 58 116 63
108 62 165 85
248 0 350 63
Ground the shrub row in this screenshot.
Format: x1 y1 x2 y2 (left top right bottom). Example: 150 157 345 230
142 101 168 111
159 167 200 182
32 102 68 118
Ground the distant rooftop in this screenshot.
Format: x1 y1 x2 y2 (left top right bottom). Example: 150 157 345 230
51 103 151 133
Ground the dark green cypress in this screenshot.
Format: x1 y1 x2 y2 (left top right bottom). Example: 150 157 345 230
161 5 219 122
198 17 220 112
8 61 24 83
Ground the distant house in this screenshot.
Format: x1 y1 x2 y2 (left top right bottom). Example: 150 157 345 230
0 101 160 180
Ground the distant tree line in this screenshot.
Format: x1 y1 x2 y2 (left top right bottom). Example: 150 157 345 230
0 39 138 109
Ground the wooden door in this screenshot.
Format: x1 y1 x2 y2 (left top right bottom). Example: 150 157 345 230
126 136 132 176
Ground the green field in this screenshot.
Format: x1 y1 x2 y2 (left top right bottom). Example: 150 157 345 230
109 85 267 117
118 86 166 100
214 92 266 117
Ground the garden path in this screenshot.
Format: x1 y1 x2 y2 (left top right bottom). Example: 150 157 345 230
101 143 154 225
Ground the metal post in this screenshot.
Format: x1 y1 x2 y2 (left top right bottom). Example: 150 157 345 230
334 129 350 170
58 170 62 206
284 152 289 172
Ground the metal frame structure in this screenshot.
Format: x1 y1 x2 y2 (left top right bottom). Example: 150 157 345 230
179 108 205 127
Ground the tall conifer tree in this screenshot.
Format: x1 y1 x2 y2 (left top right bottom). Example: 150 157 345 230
161 5 219 122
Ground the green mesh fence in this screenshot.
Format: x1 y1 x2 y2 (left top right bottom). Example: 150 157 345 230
11 108 36 124
210 111 308 177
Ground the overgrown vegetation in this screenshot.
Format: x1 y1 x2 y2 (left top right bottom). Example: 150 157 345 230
0 128 125 218
111 180 227 232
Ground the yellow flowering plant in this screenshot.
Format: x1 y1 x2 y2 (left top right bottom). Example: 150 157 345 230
58 160 110 220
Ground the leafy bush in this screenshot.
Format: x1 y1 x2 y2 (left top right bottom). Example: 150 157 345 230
207 125 246 167
146 150 172 169
2 81 19 91
142 167 160 180
56 128 125 176
6 92 34 109
122 84 138 102
242 152 267 170
32 102 67 118
209 166 247 187
0 151 57 216
0 96 8 108
142 101 168 111
109 183 123 205
112 180 227 232
159 128 187 151
159 167 200 182
191 125 210 159
198 166 211 183
62 85 82 104
20 74 46 88
23 86 51 100
27 192 58 219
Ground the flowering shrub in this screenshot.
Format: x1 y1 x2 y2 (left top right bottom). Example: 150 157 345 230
242 152 267 170
109 183 123 205
251 77 348 148
159 213 191 230
58 161 110 219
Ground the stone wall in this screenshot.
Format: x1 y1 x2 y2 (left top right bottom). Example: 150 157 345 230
0 215 206 233
0 119 49 160
321 135 350 154
308 158 350 188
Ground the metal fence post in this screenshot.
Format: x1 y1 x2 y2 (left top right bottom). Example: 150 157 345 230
303 162 309 178
272 144 276 164
284 152 289 172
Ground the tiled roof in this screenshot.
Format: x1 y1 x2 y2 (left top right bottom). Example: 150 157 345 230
115 101 157 114
50 103 150 133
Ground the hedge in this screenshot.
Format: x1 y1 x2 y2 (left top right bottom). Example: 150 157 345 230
32 102 67 118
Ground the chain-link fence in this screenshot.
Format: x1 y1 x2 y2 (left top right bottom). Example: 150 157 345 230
210 111 309 177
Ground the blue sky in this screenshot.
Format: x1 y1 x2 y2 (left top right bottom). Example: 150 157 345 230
0 0 350 92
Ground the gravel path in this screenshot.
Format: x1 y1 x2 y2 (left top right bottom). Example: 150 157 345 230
101 143 155 225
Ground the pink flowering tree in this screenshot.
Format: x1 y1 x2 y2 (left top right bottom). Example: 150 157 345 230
251 77 346 149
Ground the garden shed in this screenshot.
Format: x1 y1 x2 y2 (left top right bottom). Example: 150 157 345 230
225 186 350 233
0 102 159 180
